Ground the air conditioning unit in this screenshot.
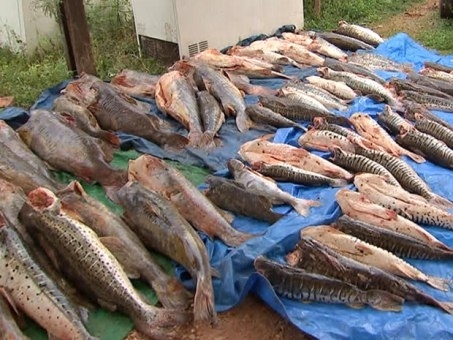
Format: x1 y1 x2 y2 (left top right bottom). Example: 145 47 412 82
130 0 304 65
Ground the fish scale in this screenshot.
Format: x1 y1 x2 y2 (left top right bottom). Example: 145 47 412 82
396 128 453 169
348 53 409 72
334 21 384 47
285 82 347 110
415 117 453 148
298 129 355 153
377 106 413 135
329 147 401 186
254 256 403 311
400 90 453 112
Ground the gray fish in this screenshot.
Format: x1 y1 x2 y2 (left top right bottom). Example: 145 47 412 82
0 120 54 180
251 161 347 187
403 100 453 131
53 95 121 147
396 127 453 169
254 256 403 311
318 67 397 105
197 90 225 149
399 90 453 112
354 144 453 208
58 181 193 310
388 78 453 100
420 67 453 83
329 147 401 187
335 215 453 260
20 188 190 339
116 181 217 324
317 32 375 51
424 61 453 73
223 71 279 96
288 237 453 314
305 76 357 101
110 69 161 98
0 212 96 340
414 115 453 148
323 57 386 84
377 105 413 135
258 95 351 126
245 104 306 130
348 52 410 72
409 72 453 97
204 175 284 224
0 294 29 340
334 21 384 47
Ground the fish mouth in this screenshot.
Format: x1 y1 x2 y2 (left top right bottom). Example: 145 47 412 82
28 188 59 212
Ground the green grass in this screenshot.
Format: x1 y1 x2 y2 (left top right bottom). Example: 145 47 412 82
303 0 424 30
416 15 453 54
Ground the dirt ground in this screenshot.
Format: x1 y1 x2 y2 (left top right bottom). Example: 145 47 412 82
128 2 440 339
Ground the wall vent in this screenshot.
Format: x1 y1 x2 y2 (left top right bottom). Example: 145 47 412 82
187 40 209 57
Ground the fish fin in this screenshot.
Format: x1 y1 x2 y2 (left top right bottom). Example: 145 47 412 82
428 194 453 210
97 299 117 312
404 151 426 164
216 207 235 224
153 277 193 310
221 230 258 247
193 276 218 324
61 207 85 223
331 178 348 187
0 287 20 316
160 133 190 151
366 94 385 103
99 236 141 279
134 306 191 339
291 198 318 216
436 301 453 314
210 267 221 278
285 249 300 266
98 130 121 147
346 302 365 309
197 131 217 150
97 139 115 163
427 276 451 292
367 290 404 312
235 110 254 133
111 74 132 87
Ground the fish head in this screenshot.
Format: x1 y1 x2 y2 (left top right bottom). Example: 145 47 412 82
16 125 32 146
316 67 330 78
127 155 169 184
27 187 61 214
115 180 139 205
253 255 272 275
350 112 373 131
227 159 246 176
335 188 364 202
285 248 301 266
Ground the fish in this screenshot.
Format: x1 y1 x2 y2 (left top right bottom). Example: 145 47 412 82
317 32 375 51
354 173 453 230
53 95 121 147
227 46 301 69
312 117 385 151
17 109 127 198
301 225 450 291
424 61 453 73
334 21 384 47
376 105 413 135
288 237 453 314
399 90 453 112
279 86 331 112
347 52 410 72
251 161 347 187
0 120 55 180
0 211 96 340
86 80 189 150
318 67 398 105
0 141 62 194
63 73 100 106
388 78 453 100
58 181 193 310
329 147 401 186
305 76 357 100
196 90 224 149
223 71 278 96
254 256 403 312
323 57 386 84
283 81 348 110
350 112 425 163
298 129 355 153
396 127 453 169
116 182 216 324
335 215 453 260
244 105 306 130
409 72 453 97
110 69 161 98
414 114 453 148
20 187 190 339
238 138 354 181
155 71 205 148
204 175 284 223
227 159 321 216
403 100 453 131
307 34 349 61
420 67 453 83
0 294 29 340
281 31 314 46
128 155 255 247
187 61 253 132
258 95 351 126
335 189 447 249
354 144 453 208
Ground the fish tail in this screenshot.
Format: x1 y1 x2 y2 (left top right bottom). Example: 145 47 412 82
193 275 218 325
221 230 257 247
366 290 404 312
102 169 128 202
235 110 254 133
160 133 190 150
98 130 121 147
405 150 426 163
428 194 453 210
134 305 191 340
197 131 217 150
427 276 451 292
331 178 349 187
151 277 193 310
435 301 453 314
291 198 320 216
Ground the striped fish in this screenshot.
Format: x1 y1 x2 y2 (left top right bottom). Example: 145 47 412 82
377 105 413 135
414 115 453 148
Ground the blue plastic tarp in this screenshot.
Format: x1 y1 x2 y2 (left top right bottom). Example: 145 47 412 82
3 32 453 339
